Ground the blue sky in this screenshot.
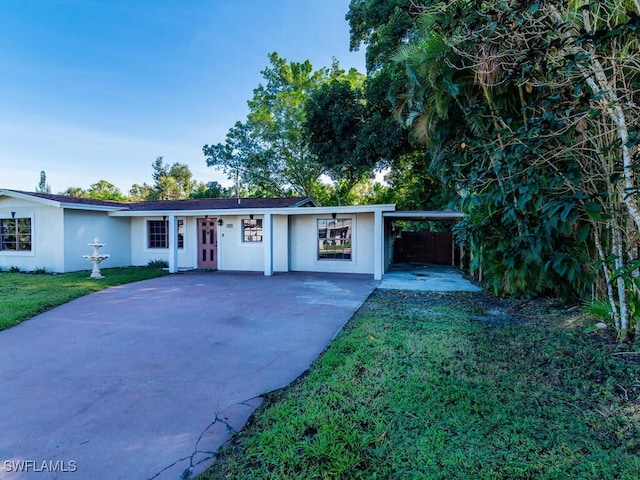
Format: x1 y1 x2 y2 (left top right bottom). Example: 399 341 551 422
0 0 365 194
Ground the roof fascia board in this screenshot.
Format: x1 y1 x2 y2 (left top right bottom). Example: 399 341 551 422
0 190 126 212
109 204 397 217
59 203 125 212
0 189 61 208
281 204 396 215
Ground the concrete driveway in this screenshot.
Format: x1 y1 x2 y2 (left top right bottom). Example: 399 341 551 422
0 272 378 480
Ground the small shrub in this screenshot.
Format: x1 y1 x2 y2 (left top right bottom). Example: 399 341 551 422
9 266 21 273
33 267 48 275
147 259 169 269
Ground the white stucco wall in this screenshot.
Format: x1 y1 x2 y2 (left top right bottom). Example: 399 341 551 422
218 215 264 271
63 210 131 272
289 213 375 275
130 216 197 269
0 197 64 272
272 215 289 272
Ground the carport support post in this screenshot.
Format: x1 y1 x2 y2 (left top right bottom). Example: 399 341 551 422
263 212 273 276
374 209 383 280
168 214 178 274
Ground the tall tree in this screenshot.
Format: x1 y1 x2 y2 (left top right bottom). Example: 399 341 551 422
36 171 51 193
190 181 230 199
85 180 126 201
60 186 85 197
129 183 152 201
204 53 326 199
347 0 423 73
147 156 196 200
346 0 446 209
305 72 369 194
394 0 640 339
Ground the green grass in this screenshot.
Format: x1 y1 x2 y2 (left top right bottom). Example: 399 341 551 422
0 267 168 330
200 291 640 480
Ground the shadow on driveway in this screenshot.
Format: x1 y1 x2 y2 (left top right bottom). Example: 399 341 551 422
0 272 378 480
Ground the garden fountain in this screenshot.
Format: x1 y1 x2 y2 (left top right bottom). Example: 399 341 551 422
82 237 110 278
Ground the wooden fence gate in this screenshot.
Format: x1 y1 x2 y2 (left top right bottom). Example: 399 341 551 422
393 231 456 265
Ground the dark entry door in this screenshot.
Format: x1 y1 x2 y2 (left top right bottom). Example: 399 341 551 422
198 218 217 269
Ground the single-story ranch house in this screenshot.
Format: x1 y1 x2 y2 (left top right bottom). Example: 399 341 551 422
0 189 463 280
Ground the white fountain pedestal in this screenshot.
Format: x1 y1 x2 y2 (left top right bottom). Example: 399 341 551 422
82 237 110 278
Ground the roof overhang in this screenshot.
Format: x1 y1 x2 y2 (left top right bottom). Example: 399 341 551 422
0 189 127 212
383 210 464 221
109 204 398 218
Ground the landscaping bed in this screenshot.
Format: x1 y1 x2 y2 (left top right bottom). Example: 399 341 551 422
200 290 640 479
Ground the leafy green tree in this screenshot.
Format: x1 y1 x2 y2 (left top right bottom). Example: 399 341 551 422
60 186 85 197
204 53 326 198
394 0 640 339
36 171 51 193
305 76 369 193
347 0 423 73
85 180 127 201
129 183 152 201
190 181 230 199
346 0 448 210
146 156 196 200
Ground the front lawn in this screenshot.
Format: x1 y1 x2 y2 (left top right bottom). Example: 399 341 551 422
0 267 168 331
200 290 640 480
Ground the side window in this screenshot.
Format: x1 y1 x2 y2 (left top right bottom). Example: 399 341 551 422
0 218 32 251
242 218 263 242
147 220 167 248
147 219 184 249
317 218 352 260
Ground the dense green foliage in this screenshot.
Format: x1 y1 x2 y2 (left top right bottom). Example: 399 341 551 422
203 53 326 198
200 291 640 479
383 0 640 339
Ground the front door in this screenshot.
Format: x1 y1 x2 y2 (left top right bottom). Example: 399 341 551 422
198 218 217 269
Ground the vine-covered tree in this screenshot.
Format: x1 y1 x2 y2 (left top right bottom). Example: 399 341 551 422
393 0 640 339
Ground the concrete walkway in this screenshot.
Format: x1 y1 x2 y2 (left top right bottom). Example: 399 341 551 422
378 264 482 292
0 272 378 480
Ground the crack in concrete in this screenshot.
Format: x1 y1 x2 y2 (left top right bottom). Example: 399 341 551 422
147 403 250 480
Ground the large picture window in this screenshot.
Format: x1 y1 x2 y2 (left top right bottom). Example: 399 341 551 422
242 218 263 243
0 218 32 252
147 219 184 249
318 218 352 260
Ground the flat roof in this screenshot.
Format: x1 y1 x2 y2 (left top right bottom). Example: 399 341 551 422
383 211 464 220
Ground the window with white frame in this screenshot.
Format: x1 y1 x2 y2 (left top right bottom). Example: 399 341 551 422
242 218 263 242
317 218 352 260
0 218 32 251
147 219 184 249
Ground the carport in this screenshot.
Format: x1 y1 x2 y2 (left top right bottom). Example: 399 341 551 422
383 211 466 271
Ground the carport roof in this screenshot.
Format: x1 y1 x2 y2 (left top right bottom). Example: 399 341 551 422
384 210 464 220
